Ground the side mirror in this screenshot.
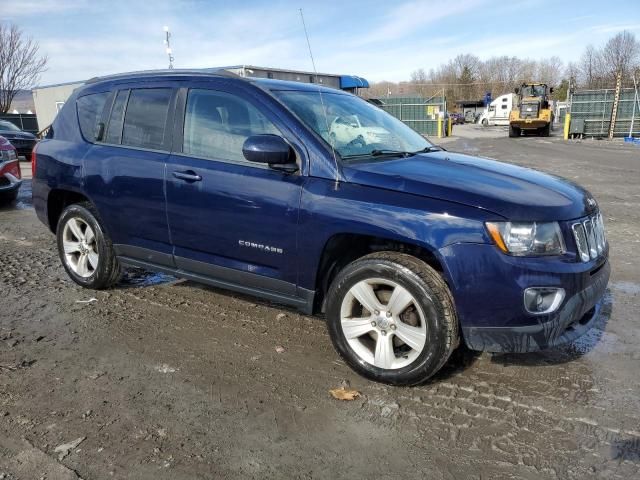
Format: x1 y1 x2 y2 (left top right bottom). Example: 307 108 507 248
242 134 298 172
514 87 520 94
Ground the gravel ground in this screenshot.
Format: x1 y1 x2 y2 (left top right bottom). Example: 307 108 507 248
0 134 639 479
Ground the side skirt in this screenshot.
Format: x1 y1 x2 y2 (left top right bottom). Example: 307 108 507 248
117 256 316 315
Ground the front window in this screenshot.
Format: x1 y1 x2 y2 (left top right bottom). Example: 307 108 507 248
272 90 432 160
521 85 547 97
183 89 280 163
0 120 21 132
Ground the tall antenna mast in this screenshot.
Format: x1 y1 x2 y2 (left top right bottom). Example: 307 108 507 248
163 26 174 69
299 8 340 185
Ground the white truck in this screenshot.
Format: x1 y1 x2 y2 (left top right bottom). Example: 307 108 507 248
478 93 517 126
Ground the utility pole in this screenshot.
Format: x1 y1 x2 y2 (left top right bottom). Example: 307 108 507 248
163 26 174 69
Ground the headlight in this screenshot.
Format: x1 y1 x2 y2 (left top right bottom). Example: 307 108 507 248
486 221 566 256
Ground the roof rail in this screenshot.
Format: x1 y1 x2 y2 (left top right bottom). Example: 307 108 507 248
85 68 242 85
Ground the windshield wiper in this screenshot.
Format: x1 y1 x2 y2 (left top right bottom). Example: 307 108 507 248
341 145 445 161
370 149 412 157
410 145 445 154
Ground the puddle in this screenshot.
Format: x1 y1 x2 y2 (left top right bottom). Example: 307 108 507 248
120 267 176 287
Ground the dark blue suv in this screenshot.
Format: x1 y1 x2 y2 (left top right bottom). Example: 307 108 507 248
33 70 610 385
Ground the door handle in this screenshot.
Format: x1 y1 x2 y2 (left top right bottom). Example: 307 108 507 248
173 171 202 182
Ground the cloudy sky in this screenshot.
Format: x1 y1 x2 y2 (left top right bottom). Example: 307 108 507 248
3 0 639 86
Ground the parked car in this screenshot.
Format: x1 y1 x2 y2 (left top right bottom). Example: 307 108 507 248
0 120 37 158
328 114 393 147
0 135 22 203
449 112 464 125
464 110 477 123
33 71 610 385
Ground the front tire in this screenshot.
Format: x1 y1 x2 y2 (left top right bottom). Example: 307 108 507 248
56 202 121 289
325 252 458 385
540 124 551 137
509 125 520 137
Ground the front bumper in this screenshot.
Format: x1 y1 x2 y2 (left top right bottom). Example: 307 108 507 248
462 259 609 352
439 242 610 353
511 119 549 130
7 140 36 158
0 171 22 194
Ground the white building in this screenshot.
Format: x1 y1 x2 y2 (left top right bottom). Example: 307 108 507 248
32 80 84 130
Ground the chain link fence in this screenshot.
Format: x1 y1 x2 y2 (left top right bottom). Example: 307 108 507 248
374 95 448 137
569 88 639 138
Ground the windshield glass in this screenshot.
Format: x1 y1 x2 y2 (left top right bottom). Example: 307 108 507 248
0 120 21 132
521 85 547 97
272 90 432 160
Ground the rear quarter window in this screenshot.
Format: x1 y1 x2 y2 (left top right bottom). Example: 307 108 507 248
76 92 109 142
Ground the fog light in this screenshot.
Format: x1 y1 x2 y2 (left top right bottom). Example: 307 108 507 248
523 287 565 315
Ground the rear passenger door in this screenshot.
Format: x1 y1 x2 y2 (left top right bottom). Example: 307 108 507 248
83 85 176 266
165 83 304 295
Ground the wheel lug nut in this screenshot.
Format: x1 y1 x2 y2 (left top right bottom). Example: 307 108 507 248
380 330 387 336
390 324 397 331
374 310 379 315
371 321 377 327
386 311 392 317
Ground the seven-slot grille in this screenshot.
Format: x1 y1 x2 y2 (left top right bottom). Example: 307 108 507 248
571 213 606 262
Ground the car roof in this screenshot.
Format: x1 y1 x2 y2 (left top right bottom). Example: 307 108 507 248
252 78 346 95
82 69 346 96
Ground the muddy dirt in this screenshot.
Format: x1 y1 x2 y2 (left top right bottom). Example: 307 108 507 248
1 138 639 479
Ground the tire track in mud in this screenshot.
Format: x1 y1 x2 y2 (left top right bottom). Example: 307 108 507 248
87 277 640 479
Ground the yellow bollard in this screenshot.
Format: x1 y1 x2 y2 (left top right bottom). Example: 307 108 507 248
448 117 452 137
437 117 443 138
563 113 571 140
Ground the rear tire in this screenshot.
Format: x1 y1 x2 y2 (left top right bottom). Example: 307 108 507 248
325 252 458 386
509 125 520 137
56 202 121 289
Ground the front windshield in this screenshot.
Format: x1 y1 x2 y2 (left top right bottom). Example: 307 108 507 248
272 90 432 160
0 120 21 132
521 85 547 97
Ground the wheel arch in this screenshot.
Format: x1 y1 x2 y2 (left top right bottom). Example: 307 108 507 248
46 188 92 233
313 233 450 313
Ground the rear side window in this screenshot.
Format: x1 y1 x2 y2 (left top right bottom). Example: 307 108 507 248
183 89 279 162
77 92 109 142
104 90 129 144
122 88 172 150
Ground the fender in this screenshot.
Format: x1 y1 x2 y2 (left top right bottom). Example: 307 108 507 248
297 177 499 291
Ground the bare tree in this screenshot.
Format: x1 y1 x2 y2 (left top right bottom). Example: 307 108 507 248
0 23 48 113
536 56 563 87
579 45 601 88
601 31 640 83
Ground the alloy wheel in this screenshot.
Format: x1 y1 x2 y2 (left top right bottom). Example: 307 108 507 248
340 278 427 370
62 217 99 278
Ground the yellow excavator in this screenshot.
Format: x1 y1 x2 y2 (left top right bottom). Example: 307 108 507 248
509 83 554 137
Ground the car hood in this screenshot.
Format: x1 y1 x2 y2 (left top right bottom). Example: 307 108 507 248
342 151 596 221
0 131 35 140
